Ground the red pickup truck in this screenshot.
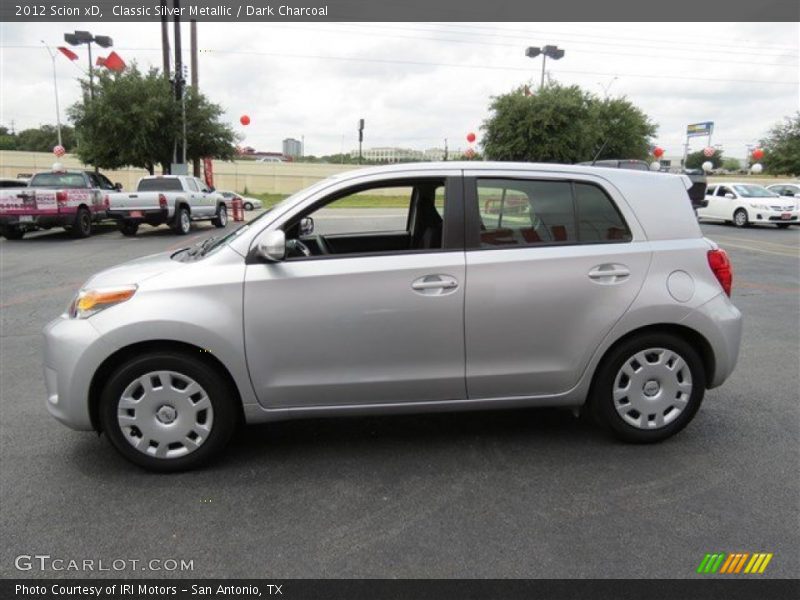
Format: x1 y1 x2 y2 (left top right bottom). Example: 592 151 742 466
0 169 117 240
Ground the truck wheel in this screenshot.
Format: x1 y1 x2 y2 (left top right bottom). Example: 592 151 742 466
119 221 140 237
70 207 92 238
0 226 25 240
99 351 238 472
212 204 228 228
172 207 191 235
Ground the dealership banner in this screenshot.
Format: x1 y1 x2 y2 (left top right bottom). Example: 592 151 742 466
3 579 799 600
2 0 797 22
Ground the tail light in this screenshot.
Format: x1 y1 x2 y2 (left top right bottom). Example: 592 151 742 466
707 248 732 297
158 193 167 210
56 190 68 204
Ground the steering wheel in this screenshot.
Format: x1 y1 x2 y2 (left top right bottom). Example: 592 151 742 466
315 235 330 255
286 238 312 258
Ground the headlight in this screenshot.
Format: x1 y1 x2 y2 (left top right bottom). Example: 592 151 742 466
749 203 770 210
68 284 137 319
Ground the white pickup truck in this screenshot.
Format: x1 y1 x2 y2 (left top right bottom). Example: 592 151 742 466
107 175 228 236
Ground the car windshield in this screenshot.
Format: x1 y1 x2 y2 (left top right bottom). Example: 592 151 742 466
29 172 86 188
733 185 777 198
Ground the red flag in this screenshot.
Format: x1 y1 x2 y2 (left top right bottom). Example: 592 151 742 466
101 51 126 72
57 46 79 61
95 56 106 67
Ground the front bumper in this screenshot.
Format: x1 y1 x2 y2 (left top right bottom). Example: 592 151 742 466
42 315 112 431
751 208 799 224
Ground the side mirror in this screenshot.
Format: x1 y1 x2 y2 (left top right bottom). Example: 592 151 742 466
725 193 735 199
114 182 123 191
208 186 215 192
255 230 286 262
299 216 314 236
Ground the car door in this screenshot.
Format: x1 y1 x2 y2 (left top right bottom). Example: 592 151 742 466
243 171 467 409
461 171 651 399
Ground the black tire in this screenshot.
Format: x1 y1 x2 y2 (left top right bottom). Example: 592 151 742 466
99 352 238 472
0 226 25 240
776 223 791 229
118 221 140 237
172 207 191 235
70 207 92 238
212 204 228 228
590 333 706 443
733 208 749 228
243 202 253 211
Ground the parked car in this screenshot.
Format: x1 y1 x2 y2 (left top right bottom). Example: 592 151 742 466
699 182 799 228
107 175 228 236
0 177 28 188
43 162 742 471
0 168 114 240
766 182 800 198
218 191 263 211
579 160 707 210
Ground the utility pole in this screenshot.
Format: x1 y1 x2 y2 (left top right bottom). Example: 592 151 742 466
190 19 200 176
172 0 187 174
41 42 62 147
358 119 364 165
160 1 170 80
444 138 448 161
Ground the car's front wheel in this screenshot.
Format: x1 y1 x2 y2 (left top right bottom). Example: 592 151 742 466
733 208 749 228
591 333 706 443
99 352 238 471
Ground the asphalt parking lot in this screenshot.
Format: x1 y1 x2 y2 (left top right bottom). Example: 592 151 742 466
0 214 798 579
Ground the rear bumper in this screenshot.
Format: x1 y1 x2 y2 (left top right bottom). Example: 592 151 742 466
680 293 743 389
108 208 169 224
0 214 70 228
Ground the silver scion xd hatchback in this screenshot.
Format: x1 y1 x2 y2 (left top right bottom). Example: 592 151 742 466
43 163 743 471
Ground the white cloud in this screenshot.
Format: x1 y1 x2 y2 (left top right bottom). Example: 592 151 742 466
1 21 797 158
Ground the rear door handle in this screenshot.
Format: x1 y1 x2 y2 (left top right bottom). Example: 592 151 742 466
411 274 459 295
588 264 630 283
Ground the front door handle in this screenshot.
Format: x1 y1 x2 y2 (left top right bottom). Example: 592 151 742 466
411 274 459 295
588 264 630 283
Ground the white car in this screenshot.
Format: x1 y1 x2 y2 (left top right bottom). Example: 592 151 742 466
698 182 799 228
218 191 263 211
766 182 800 200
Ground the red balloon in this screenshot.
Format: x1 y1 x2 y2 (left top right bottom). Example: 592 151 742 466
53 145 65 157
466 132 476 143
703 146 716 157
752 148 764 160
240 115 251 126
653 146 664 158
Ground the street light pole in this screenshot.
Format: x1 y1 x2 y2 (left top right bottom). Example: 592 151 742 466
64 30 113 100
41 42 62 147
526 45 565 90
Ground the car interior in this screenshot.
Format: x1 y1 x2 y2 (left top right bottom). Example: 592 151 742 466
282 180 446 258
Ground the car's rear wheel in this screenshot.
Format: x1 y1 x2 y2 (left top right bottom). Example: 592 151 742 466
172 207 191 235
0 225 25 240
70 207 92 238
733 208 749 228
591 333 705 443
118 221 139 237
212 204 228 228
99 352 238 471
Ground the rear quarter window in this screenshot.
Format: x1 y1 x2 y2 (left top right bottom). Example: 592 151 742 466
575 183 632 242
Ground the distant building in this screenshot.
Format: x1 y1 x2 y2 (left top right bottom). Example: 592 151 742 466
349 147 426 162
282 138 303 158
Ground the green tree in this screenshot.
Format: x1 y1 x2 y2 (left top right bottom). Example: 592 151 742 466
685 150 723 170
722 157 741 171
481 83 656 163
15 125 76 152
68 65 236 174
760 112 800 175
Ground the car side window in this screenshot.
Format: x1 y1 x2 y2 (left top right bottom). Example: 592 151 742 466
574 183 632 242
477 179 576 247
706 186 716 196
186 178 199 192
717 186 731 197
475 179 629 247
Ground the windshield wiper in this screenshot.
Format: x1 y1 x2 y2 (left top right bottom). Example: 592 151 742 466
198 236 219 256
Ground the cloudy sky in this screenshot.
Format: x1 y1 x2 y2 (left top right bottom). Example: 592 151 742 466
1 21 798 158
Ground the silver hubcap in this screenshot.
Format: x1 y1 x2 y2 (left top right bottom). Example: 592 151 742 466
117 370 213 459
220 207 227 224
735 211 746 226
181 211 190 232
613 348 693 430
